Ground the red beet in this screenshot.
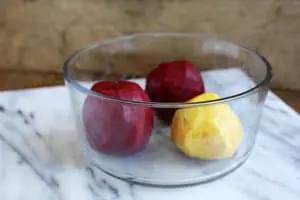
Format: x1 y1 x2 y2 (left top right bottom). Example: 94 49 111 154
145 60 205 123
83 80 154 156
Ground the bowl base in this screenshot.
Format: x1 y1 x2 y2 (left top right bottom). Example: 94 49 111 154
84 126 252 187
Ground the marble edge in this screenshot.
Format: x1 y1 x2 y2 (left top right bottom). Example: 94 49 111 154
0 84 298 116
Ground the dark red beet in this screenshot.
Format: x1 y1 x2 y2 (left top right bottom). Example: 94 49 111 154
83 80 154 156
145 60 205 123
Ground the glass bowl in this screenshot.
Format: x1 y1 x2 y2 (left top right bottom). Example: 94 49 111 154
63 33 272 186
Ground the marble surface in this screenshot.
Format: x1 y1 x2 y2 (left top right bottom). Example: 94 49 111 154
0 75 300 199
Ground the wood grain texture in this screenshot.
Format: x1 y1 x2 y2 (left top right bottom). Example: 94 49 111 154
0 0 300 90
0 70 64 90
273 89 300 113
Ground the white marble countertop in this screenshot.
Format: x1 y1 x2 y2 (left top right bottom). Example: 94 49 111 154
0 85 299 200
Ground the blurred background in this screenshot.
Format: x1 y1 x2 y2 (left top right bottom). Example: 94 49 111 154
0 0 299 111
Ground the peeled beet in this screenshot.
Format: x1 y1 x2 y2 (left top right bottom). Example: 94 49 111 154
83 80 154 156
145 60 205 123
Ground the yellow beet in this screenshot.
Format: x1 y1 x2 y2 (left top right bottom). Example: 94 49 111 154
171 93 242 160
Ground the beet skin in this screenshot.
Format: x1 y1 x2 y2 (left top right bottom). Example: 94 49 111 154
83 80 154 156
145 60 205 123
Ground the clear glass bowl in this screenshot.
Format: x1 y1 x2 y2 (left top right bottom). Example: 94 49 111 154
63 33 272 186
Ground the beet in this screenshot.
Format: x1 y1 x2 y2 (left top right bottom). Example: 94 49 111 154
145 60 205 123
83 80 154 156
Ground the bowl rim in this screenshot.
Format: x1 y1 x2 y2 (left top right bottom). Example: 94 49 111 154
63 33 273 108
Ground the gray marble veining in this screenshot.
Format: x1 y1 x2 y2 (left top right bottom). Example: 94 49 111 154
0 70 299 200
